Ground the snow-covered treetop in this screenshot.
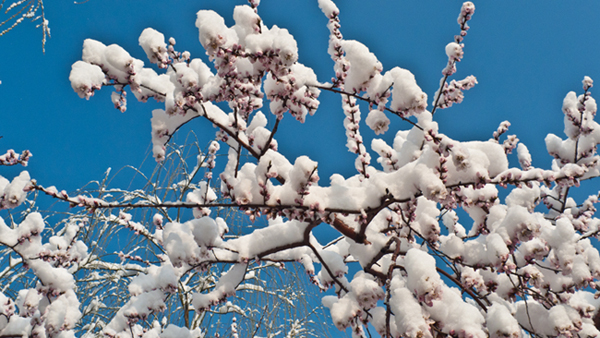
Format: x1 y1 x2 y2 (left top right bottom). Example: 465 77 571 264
2 0 600 337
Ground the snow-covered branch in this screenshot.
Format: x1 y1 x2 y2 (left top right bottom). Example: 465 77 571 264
3 0 600 337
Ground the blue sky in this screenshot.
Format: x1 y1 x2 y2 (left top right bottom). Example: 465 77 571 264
2 1 600 336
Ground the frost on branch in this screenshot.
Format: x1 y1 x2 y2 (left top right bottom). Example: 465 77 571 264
0 0 50 52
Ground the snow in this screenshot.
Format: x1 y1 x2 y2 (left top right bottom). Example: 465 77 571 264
29 260 76 293
226 220 308 260
516 301 585 337
387 67 428 114
583 75 594 90
129 263 179 296
317 249 348 286
445 42 464 61
427 285 486 338
233 5 261 43
491 205 541 245
517 144 532 171
191 216 223 247
322 294 361 331
161 324 193 338
0 217 17 247
0 207 85 338
139 28 168 67
365 110 390 135
414 197 440 241
44 289 81 334
341 40 382 93
81 38 107 66
189 58 213 88
317 0 339 18
389 283 433 338
486 233 509 267
69 61 105 99
104 290 167 336
486 302 520 338
193 263 247 310
405 248 442 306
150 105 201 161
0 316 31 338
0 171 30 209
263 63 320 121
195 10 237 55
186 183 217 217
372 139 400 174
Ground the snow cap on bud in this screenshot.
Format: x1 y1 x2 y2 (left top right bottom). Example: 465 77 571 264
318 0 339 18
341 40 382 93
233 5 261 36
195 10 237 55
139 28 169 66
583 76 593 91
81 38 107 66
69 61 105 99
405 248 442 306
153 214 163 228
1 171 32 209
486 303 520 338
350 272 384 309
387 67 428 114
461 2 475 15
365 110 390 135
445 42 464 61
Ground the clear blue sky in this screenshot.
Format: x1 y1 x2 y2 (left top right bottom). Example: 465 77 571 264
2 1 600 336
